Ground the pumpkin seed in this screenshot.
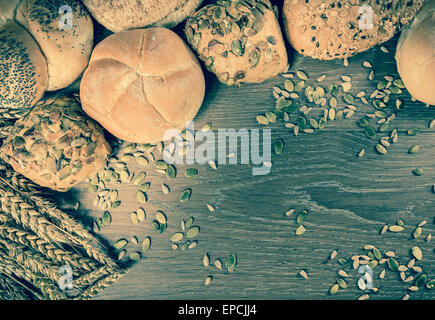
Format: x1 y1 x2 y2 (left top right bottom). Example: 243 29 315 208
407 128 419 136
133 172 146 185
284 79 294 92
343 94 354 104
426 279 435 289
294 80 305 91
413 227 422 239
179 188 192 202
411 246 422 260
114 239 128 250
256 115 269 125
387 258 399 271
203 253 210 267
296 225 306 235
129 251 141 261
413 168 424 176
136 190 147 203
156 211 167 224
273 139 284 155
389 225 404 232
130 212 139 225
337 278 347 289
365 126 376 139
186 226 200 238
185 168 198 178
296 70 308 80
375 144 387 155
185 217 194 229
204 276 212 286
155 160 168 170
330 284 339 295
166 164 177 179
136 156 149 166
170 232 184 243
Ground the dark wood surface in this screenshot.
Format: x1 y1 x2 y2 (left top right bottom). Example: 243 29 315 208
57 28 435 300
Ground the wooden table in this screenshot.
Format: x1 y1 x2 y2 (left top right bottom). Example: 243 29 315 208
57 22 435 300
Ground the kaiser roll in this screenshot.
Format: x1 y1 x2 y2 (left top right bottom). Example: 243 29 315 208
80 27 205 144
0 96 110 192
82 0 203 33
0 0 93 103
396 0 435 106
282 0 424 60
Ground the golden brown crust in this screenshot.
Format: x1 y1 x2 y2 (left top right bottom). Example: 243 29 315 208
396 1 435 105
283 0 425 60
80 27 205 144
184 0 288 86
82 0 203 32
0 96 110 192
15 0 93 91
0 21 48 111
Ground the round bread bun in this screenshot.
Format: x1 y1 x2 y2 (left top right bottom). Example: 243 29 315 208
0 21 48 112
0 0 93 95
282 0 424 60
82 0 203 33
0 96 110 192
396 1 435 106
14 0 94 91
80 27 205 144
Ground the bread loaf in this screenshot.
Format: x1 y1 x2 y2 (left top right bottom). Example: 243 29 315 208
0 96 110 192
0 0 93 107
282 0 424 60
184 0 288 86
82 0 203 33
80 27 205 144
396 0 435 105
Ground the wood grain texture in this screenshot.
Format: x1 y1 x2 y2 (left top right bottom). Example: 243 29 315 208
53 19 435 300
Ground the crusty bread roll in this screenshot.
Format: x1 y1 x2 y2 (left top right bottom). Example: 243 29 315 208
80 27 205 144
82 0 203 33
184 0 288 86
0 96 110 192
0 0 93 94
283 0 424 60
0 21 48 111
396 0 435 105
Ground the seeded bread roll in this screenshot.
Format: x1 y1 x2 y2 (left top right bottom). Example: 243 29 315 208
0 21 48 113
396 0 435 105
184 0 288 86
80 27 205 144
282 0 424 60
0 0 93 96
0 96 110 192
82 0 203 33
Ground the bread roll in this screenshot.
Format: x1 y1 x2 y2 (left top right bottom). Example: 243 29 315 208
282 0 424 60
0 21 48 112
80 27 205 144
0 0 93 94
184 0 288 86
82 0 203 33
0 96 110 192
396 0 435 105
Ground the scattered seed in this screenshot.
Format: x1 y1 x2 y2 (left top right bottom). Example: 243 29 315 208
170 232 184 243
185 168 198 178
389 225 404 232
411 246 422 260
413 168 424 176
203 253 210 267
155 211 167 225
204 276 212 286
179 188 192 202
114 239 128 250
142 237 151 252
296 225 306 235
299 270 309 279
330 283 339 295
214 259 223 270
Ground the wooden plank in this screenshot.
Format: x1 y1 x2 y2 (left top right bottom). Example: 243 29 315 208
54 29 435 300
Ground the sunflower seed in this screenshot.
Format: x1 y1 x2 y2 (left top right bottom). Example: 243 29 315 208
179 188 192 202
